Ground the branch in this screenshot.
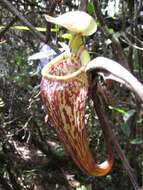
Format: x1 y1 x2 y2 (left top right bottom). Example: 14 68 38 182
0 175 13 190
45 0 58 42
93 0 129 69
91 89 140 190
0 16 17 38
1 0 46 42
79 0 88 11
6 165 22 190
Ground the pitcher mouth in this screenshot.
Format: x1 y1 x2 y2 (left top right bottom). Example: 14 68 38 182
41 51 86 81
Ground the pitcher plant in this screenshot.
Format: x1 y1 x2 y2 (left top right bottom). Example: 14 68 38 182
40 11 143 176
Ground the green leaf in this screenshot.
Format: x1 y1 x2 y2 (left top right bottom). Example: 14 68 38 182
76 185 91 190
123 109 136 123
0 25 47 32
61 33 73 40
86 1 95 15
121 123 131 137
108 28 114 34
14 26 47 32
130 138 143 145
109 106 125 115
14 26 30 31
50 26 59 32
16 55 23 66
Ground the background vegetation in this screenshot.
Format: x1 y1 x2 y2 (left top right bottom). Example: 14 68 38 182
0 0 143 189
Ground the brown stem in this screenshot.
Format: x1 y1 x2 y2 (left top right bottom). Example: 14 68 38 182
79 0 88 11
45 0 57 42
91 88 140 190
91 88 114 165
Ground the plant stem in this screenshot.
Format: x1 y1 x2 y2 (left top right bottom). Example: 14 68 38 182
91 88 140 190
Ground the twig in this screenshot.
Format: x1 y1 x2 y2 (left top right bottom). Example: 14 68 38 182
1 0 61 52
0 16 17 38
6 165 22 190
79 0 88 11
93 0 129 69
91 88 140 190
0 175 13 190
120 35 143 51
45 0 57 43
1 0 46 42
